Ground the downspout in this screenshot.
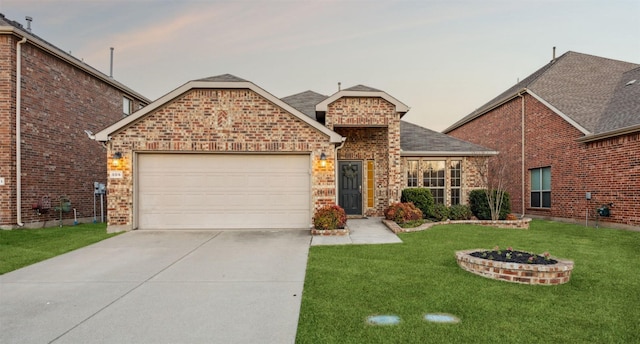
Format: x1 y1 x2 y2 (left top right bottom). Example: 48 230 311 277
518 91 526 217
16 36 27 227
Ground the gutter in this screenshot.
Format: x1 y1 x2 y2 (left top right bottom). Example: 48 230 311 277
400 151 498 157
16 36 27 227
576 124 640 143
518 91 525 216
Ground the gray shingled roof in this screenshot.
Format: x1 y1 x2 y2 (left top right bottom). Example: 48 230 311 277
444 51 640 136
343 85 382 92
281 90 328 120
195 74 248 83
596 67 640 133
280 87 494 155
400 121 495 155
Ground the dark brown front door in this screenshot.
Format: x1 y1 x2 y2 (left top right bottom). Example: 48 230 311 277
338 161 362 215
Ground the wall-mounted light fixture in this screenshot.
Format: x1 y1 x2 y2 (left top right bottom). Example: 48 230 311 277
320 152 327 167
112 152 123 167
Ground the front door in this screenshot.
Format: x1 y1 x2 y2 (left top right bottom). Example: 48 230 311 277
338 161 362 215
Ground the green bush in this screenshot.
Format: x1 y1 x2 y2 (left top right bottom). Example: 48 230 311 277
448 204 473 220
313 205 347 230
469 189 511 220
432 203 450 222
384 202 423 224
401 188 434 218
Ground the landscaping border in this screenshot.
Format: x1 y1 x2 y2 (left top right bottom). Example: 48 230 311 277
382 218 532 234
455 249 574 285
310 228 350 236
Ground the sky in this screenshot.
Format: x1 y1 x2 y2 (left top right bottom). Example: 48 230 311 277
1 0 639 132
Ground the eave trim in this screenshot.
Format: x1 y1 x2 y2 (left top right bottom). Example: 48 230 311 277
94 80 344 143
315 90 410 113
400 150 499 157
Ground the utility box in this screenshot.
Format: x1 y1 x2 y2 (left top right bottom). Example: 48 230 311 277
597 205 610 217
55 197 72 213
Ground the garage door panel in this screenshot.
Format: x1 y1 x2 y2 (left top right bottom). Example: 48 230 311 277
138 154 311 229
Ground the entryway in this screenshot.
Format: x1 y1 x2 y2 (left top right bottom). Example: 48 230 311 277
338 161 362 215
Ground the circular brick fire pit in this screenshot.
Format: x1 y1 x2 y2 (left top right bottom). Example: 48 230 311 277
455 249 574 286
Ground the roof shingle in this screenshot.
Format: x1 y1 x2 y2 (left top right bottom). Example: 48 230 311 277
444 51 640 136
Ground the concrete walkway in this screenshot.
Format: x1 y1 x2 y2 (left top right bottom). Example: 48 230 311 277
311 217 403 246
0 230 310 344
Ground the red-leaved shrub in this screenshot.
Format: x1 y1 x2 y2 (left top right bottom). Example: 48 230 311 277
384 202 423 224
313 204 347 230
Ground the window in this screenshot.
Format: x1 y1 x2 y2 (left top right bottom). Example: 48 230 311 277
531 167 551 208
123 96 133 116
407 160 418 187
450 160 462 205
423 160 445 204
367 160 375 208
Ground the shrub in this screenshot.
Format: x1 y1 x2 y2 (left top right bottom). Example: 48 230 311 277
313 205 347 230
448 204 473 220
469 189 511 220
432 203 449 222
384 202 423 224
401 188 434 218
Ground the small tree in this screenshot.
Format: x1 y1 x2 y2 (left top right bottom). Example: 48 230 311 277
470 155 511 221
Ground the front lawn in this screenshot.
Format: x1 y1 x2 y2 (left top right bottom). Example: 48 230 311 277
0 223 117 274
297 220 640 343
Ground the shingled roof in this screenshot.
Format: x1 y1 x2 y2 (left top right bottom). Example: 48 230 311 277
280 89 494 155
0 13 149 103
400 121 496 156
281 90 328 121
443 51 640 137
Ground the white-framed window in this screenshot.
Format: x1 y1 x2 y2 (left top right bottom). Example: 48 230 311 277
407 160 418 187
123 96 133 116
450 160 462 205
530 167 551 208
422 160 445 204
404 158 464 205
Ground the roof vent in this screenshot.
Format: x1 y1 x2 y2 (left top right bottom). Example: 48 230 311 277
25 16 32 32
626 79 636 86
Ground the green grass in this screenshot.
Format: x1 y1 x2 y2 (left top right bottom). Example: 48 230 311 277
0 223 117 274
297 220 640 343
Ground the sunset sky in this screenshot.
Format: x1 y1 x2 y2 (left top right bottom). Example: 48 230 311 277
2 0 638 131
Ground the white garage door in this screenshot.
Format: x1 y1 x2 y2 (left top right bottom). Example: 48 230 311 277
137 154 311 229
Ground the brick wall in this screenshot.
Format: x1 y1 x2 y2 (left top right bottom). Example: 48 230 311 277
107 88 335 231
580 132 640 227
326 97 401 215
0 35 146 228
449 94 639 228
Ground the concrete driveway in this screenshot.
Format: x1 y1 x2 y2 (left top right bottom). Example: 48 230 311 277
0 230 311 344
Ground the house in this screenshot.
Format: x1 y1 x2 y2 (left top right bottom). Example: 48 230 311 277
444 51 640 229
94 74 495 232
0 14 149 229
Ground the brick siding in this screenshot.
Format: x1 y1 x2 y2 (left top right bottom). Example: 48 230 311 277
0 36 145 228
107 88 335 231
449 94 639 228
326 97 402 216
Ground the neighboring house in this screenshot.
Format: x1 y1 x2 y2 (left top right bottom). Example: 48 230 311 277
94 74 495 232
0 14 149 229
444 51 640 229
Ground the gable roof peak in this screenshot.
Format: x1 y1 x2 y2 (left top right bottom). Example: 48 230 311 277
343 84 382 92
194 74 248 83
